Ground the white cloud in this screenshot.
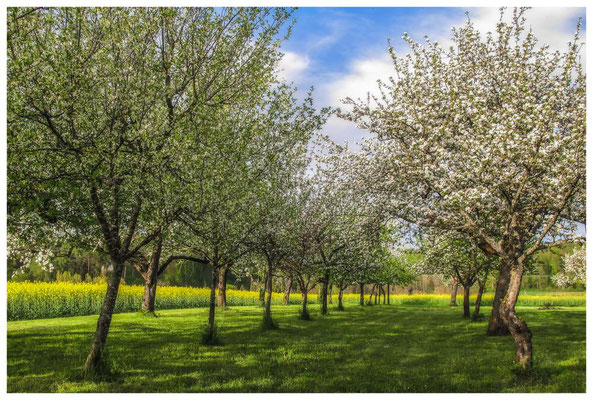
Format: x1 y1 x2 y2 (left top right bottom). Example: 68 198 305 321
321 114 371 150
277 51 310 84
317 54 393 109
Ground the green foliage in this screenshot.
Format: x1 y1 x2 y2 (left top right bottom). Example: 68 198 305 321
7 305 585 392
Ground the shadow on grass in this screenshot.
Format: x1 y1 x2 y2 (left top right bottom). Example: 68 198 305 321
7 304 586 393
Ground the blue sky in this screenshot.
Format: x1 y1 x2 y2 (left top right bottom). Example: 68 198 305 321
277 7 586 238
277 7 586 146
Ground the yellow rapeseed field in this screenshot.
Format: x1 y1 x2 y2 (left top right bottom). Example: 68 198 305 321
7 281 585 320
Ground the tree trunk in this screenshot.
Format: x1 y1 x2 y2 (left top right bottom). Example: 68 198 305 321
208 263 218 336
217 265 229 307
142 235 163 314
328 283 333 304
387 284 390 305
265 262 273 318
368 284 375 303
382 285 386 304
338 288 344 311
320 269 330 315
302 291 308 315
450 280 458 306
374 285 378 304
500 259 533 370
283 277 292 305
359 283 364 306
487 267 511 336
258 272 267 308
84 260 125 374
474 278 487 318
463 285 471 318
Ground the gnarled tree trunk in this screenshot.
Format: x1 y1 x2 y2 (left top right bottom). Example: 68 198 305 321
84 260 125 373
487 267 510 336
500 259 533 370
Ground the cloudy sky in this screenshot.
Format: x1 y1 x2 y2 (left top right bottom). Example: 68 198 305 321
277 7 586 147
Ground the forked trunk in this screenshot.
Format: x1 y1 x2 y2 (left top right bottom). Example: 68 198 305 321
283 277 292 305
474 279 487 318
487 267 511 336
359 283 365 306
450 281 458 306
463 286 471 318
142 234 163 314
500 259 533 370
217 265 229 307
84 260 125 373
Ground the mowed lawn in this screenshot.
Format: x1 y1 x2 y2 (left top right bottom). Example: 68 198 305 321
7 304 585 393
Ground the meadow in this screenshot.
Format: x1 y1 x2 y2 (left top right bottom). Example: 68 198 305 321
7 281 586 320
7 303 585 392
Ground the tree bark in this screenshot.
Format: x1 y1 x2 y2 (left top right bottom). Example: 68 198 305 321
487 267 511 336
359 283 365 306
141 235 163 314
320 269 330 315
208 262 218 336
328 283 333 304
387 284 390 305
450 280 458 306
368 284 375 303
382 285 386 304
474 277 487 318
84 260 125 373
264 262 273 318
463 285 471 318
302 291 308 315
258 272 267 308
338 288 344 311
217 265 229 307
500 259 533 370
283 277 292 305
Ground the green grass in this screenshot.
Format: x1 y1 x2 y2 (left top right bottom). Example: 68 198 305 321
7 304 585 392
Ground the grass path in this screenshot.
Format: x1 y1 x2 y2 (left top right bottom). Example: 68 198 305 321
7 304 585 392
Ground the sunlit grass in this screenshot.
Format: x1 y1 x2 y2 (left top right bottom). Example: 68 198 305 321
7 304 585 392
